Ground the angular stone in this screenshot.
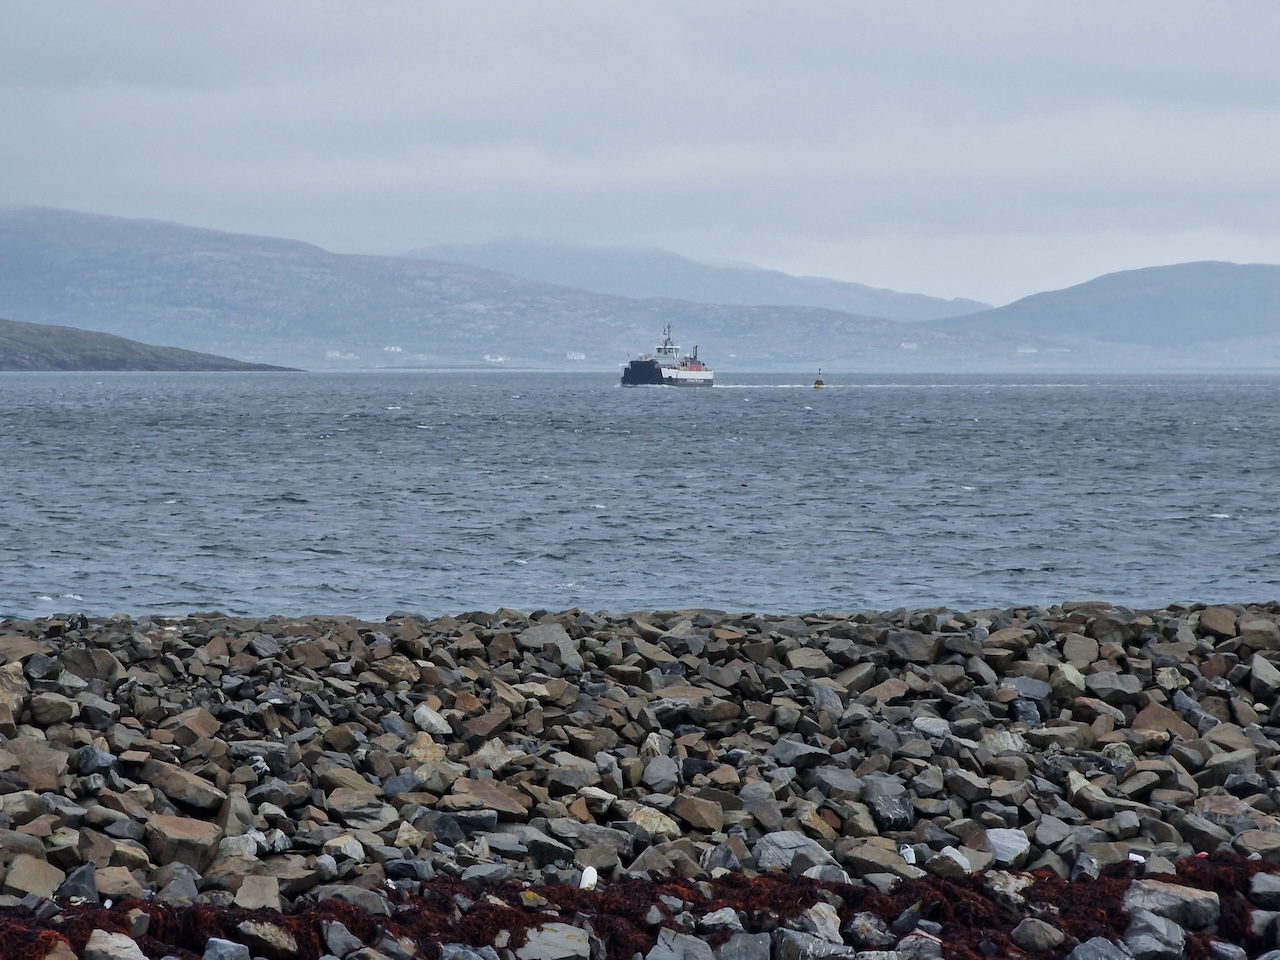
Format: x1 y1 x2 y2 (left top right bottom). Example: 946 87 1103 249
1125 908 1186 960
236 919 300 960
753 831 836 872
713 933 771 960
234 875 282 911
1251 654 1280 700
2 853 65 898
768 739 829 769
1198 607 1238 639
671 794 723 832
1011 917 1064 952
30 691 79 724
1066 937 1132 960
141 760 227 810
515 922 590 960
518 624 582 670
145 815 222 871
439 778 531 818
838 841 925 881
1124 878 1220 930
204 940 252 960
83 930 148 960
162 706 222 746
647 928 716 960
1085 672 1144 705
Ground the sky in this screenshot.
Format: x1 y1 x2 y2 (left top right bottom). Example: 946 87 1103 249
4 2 1280 305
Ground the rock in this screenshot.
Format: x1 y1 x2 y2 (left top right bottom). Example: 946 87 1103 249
515 923 590 960
1252 872 1280 909
1066 938 1133 960
983 829 1031 868
772 929 859 960
234 875 282 911
1 853 64 898
83 930 148 960
145 815 222 871
1125 908 1186 960
1010 917 1065 952
56 862 98 903
236 920 300 960
713 933 771 960
1124 878 1220 930
204 940 252 960
753 831 837 872
647 928 716 960
1198 607 1238 638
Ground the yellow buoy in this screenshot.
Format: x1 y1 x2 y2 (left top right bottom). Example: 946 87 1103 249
813 368 825 389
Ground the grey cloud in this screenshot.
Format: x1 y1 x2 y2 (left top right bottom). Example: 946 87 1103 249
2 1 1279 303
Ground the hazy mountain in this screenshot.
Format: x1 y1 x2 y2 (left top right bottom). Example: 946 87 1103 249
0 317 293 371
4 206 1279 371
409 240 991 321
928 261 1280 350
0 206 1018 370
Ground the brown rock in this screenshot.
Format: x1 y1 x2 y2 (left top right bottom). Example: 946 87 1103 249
235 875 283 911
671 794 724 832
439 777 532 818
161 706 221 746
144 815 222 871
141 760 227 810
1198 607 1239 639
1 853 64 898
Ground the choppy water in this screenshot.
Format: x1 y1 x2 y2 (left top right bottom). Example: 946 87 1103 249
2 371 1278 619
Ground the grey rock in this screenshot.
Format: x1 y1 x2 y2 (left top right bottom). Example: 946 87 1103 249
1124 878 1220 930
647 929 716 960
772 929 859 960
1124 908 1185 960
325 921 365 959
713 933 771 960
1010 918 1065 952
515 922 590 960
752 831 837 871
203 940 252 960
1066 938 1133 960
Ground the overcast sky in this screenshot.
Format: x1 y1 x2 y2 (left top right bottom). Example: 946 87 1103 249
4 2 1279 305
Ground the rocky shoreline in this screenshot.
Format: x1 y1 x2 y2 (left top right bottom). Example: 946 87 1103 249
4 602 1280 958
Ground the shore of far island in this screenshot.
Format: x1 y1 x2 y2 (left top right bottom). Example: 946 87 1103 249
1 600 1280 959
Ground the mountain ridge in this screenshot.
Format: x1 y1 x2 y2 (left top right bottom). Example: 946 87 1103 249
3 205 1280 371
407 239 991 321
927 260 1280 348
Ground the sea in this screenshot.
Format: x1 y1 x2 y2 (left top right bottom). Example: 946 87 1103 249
2 370 1278 621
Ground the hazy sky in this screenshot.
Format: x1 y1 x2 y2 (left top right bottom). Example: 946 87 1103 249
4 2 1279 304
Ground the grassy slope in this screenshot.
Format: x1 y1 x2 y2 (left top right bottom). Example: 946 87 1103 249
0 318 295 371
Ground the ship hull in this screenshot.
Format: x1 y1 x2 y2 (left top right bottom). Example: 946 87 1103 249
621 359 713 386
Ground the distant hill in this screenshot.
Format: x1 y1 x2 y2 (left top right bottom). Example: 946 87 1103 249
0 206 1018 370
408 240 991 321
4 206 1280 371
928 261 1280 348
0 317 294 371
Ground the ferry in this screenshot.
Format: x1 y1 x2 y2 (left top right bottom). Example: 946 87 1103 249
620 324 713 387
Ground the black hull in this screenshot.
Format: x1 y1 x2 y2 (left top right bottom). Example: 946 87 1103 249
621 359 665 386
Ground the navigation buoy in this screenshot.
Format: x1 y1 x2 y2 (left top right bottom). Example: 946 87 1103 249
813 369 825 389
